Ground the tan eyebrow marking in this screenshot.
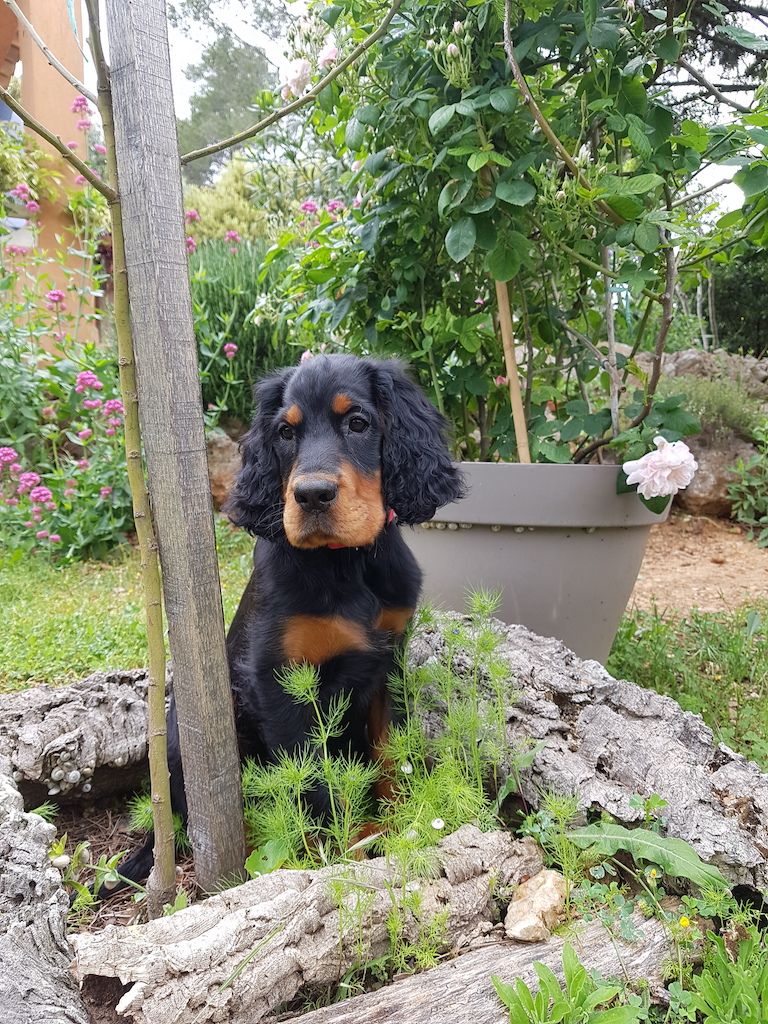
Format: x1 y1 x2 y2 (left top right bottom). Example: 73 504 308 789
284 404 303 426
331 393 353 415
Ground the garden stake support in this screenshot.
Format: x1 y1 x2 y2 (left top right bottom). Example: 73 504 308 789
494 279 531 464
103 0 246 891
84 0 176 914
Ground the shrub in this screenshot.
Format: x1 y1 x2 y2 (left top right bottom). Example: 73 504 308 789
656 375 765 442
189 239 297 427
727 423 768 547
713 249 768 358
184 158 268 244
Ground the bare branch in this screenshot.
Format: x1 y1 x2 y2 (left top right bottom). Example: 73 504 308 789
502 0 622 226
181 0 403 166
671 178 732 208
0 84 115 201
2 0 98 105
677 58 752 113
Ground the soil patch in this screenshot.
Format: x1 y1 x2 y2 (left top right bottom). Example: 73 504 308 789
630 512 768 615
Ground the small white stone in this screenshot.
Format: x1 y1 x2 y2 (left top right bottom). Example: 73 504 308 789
51 854 71 870
431 818 445 830
491 524 501 532
400 761 413 775
47 785 60 796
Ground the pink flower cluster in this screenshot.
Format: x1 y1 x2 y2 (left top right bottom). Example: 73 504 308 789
0 447 19 465
226 230 241 243
185 209 200 222
326 199 345 214
300 200 318 214
186 236 197 254
75 370 103 393
71 96 91 114
223 342 238 360
46 289 66 311
94 143 107 156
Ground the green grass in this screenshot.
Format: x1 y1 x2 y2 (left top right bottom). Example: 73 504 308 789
0 520 253 692
608 604 768 767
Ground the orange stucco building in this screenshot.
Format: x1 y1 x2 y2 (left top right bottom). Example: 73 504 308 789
0 0 96 314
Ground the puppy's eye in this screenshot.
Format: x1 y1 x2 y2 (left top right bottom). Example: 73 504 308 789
278 423 295 441
348 415 369 433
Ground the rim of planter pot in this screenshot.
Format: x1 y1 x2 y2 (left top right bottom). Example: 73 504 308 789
429 462 669 528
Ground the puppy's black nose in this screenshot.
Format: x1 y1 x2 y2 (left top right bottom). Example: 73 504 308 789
294 477 338 512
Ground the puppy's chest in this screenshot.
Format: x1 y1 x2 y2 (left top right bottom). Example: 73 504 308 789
279 604 413 666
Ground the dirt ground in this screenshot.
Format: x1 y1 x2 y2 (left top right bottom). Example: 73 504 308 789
629 512 768 615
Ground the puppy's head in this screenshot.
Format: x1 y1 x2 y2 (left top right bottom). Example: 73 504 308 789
225 355 464 548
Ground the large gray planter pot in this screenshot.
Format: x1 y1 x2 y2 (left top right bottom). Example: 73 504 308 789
404 462 669 664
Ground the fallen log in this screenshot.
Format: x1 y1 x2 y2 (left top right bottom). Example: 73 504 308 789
0 669 150 805
266 912 671 1024
0 774 88 1024
71 826 544 1024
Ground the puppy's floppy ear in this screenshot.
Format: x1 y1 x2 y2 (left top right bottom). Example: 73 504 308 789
225 367 294 537
371 360 465 524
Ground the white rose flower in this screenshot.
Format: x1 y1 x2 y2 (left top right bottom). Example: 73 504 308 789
623 435 698 500
282 58 312 100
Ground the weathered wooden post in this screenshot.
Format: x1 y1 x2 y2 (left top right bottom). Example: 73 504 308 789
103 0 245 889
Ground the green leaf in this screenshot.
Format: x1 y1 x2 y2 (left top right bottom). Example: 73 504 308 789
489 86 519 114
584 0 598 39
356 104 380 126
496 179 537 206
429 104 457 135
596 173 664 197
437 178 473 218
344 117 365 151
626 114 652 162
634 222 661 253
640 494 672 515
567 823 729 888
718 24 768 51
655 31 681 62
734 164 768 199
445 217 477 263
486 230 529 281
468 151 491 171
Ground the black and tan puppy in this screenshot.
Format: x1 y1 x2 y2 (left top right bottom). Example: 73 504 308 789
112 354 463 889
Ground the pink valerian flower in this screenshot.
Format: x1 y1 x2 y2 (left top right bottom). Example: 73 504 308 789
17 472 41 493
108 416 122 427
9 463 21 474
185 208 200 222
29 486 53 504
186 236 197 254
36 530 49 540
46 289 65 305
326 199 345 214
281 57 311 100
63 488 77 499
5 497 18 506
49 534 61 543
623 436 698 500
223 343 238 360
318 41 339 68
74 174 87 186
41 405 57 419
66 140 78 150
82 398 102 410
71 96 91 114
494 375 508 387
225 230 241 243
300 200 318 214
9 183 29 200
76 118 92 131
93 143 107 155
23 520 35 528
104 398 124 416
45 501 56 510
25 200 41 213
75 370 103 393
77 428 93 441
76 458 90 470
105 428 116 436
99 486 112 499
6 244 30 257
0 447 19 464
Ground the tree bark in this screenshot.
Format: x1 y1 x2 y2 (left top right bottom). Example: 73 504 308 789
71 826 544 1024
103 0 245 890
265 913 670 1024
0 775 88 1024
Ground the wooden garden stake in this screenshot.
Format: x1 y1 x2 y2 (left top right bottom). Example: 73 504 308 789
103 0 245 890
84 0 176 915
494 279 532 464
